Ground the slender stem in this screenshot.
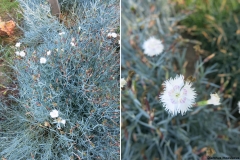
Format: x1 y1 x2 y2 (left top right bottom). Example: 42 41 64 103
196 100 208 106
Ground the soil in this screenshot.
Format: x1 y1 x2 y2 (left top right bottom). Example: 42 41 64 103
180 33 200 78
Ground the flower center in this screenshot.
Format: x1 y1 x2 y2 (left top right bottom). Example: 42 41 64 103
151 43 158 49
168 85 188 104
175 93 180 98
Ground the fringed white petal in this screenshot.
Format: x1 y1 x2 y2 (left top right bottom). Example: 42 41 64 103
160 75 197 116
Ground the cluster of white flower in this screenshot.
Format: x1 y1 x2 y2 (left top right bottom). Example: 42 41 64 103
15 51 26 57
107 32 118 38
141 36 224 116
159 74 222 116
15 42 49 64
15 42 26 57
59 32 65 36
50 109 66 129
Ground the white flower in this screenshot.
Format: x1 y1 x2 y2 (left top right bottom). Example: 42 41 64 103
59 32 65 36
207 93 221 105
40 57 47 64
56 48 64 52
107 32 118 38
15 51 20 56
15 42 21 47
70 42 75 46
111 33 117 38
160 75 197 116
47 50 51 56
120 78 127 88
50 109 59 118
238 101 240 114
15 50 26 57
19 51 26 57
142 37 164 56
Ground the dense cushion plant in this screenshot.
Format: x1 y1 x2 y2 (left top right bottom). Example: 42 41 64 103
0 0 120 159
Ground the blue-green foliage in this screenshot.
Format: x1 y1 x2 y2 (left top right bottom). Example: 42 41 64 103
0 0 120 159
121 0 240 159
